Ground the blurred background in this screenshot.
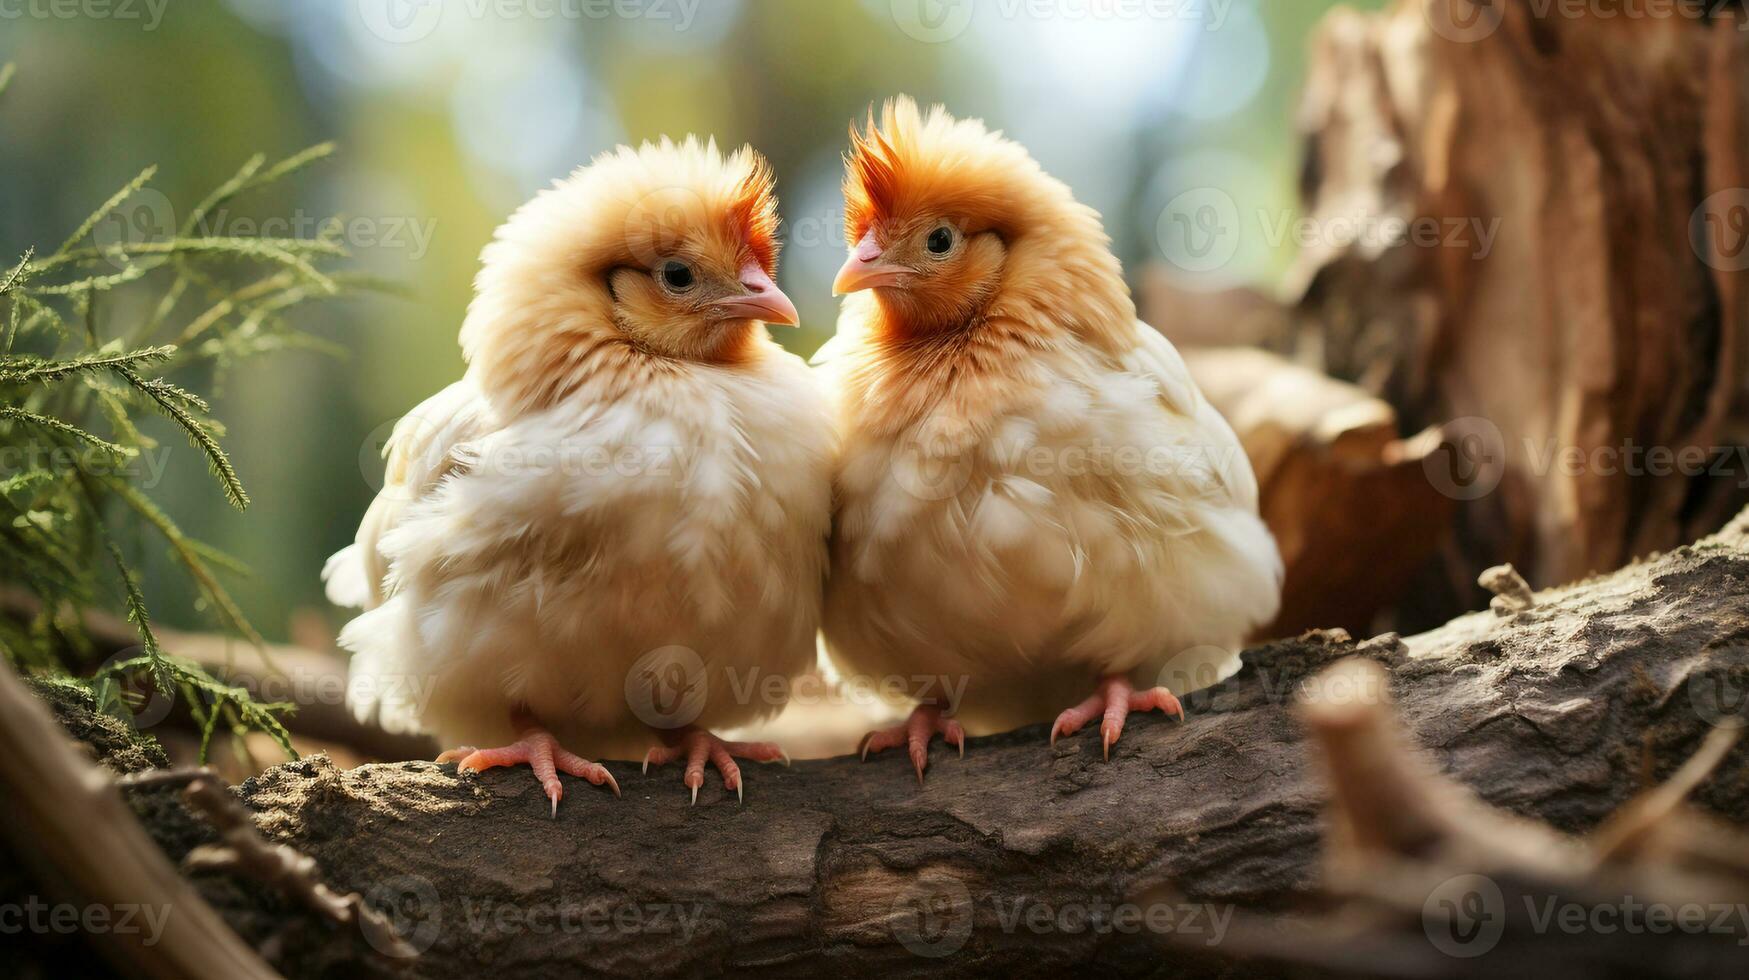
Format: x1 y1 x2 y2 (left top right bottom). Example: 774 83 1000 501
0 0 1380 646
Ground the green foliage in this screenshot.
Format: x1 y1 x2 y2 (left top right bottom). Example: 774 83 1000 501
0 65 357 761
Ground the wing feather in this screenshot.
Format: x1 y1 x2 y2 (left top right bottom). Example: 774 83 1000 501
322 380 494 609
1115 321 1261 512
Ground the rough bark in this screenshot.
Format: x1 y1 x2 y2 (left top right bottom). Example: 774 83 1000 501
64 508 1744 979
1291 0 1749 623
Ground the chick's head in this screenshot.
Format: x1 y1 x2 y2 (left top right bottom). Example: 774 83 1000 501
462 137 795 414
836 96 1132 346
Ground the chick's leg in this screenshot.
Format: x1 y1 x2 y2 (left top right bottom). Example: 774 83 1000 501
858 704 965 786
641 728 789 805
437 713 619 817
1050 675 1183 760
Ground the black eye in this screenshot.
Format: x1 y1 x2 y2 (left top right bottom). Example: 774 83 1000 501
926 226 954 254
660 261 695 291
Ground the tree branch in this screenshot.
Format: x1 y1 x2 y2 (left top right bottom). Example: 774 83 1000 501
110 509 1749 979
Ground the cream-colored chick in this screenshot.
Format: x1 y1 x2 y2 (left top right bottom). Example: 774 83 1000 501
324 138 834 810
816 98 1282 781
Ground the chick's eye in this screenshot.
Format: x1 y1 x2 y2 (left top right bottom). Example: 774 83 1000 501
659 261 695 291
926 226 955 255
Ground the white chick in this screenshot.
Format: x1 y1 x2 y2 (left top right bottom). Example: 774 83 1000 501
325 138 834 810
817 98 1283 782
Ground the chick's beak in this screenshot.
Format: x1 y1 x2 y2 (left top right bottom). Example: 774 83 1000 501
834 231 909 295
712 263 799 326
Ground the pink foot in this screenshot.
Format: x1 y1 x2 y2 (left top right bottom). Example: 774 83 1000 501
642 729 789 805
437 728 619 817
858 704 966 786
1050 675 1184 761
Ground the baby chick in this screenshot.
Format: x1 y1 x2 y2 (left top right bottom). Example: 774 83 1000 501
816 98 1282 782
324 138 834 811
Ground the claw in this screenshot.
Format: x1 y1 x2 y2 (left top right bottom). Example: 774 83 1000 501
434 727 614 816
1052 675 1184 761
644 729 780 804
858 704 965 786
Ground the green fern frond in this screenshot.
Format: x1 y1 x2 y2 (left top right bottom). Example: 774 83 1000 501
116 366 248 509
30 264 155 296
102 477 264 648
55 166 159 256
182 153 266 236
0 408 127 455
2 67 371 759
0 344 173 384
250 143 338 192
102 539 175 697
1 248 33 297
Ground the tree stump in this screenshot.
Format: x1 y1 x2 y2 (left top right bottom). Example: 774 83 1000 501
1292 0 1749 622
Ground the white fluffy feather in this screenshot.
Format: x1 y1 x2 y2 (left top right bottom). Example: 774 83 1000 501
332 362 833 758
821 320 1281 733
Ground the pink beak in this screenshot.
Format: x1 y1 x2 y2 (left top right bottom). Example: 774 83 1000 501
833 230 910 295
712 262 800 326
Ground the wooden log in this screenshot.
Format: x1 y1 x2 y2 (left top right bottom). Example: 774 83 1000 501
93 506 1746 979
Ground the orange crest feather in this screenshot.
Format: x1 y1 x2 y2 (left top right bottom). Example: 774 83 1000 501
844 108 905 242
729 149 781 273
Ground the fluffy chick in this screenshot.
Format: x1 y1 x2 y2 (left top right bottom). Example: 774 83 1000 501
816 98 1282 781
325 138 834 811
